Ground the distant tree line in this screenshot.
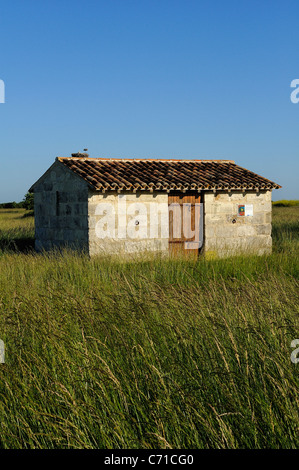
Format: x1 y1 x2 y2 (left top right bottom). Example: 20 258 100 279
0 192 34 211
272 200 299 207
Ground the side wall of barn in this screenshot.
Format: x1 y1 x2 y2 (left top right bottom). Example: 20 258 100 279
88 190 169 256
33 162 89 251
203 191 272 257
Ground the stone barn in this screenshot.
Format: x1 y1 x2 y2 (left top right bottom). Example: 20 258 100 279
29 154 281 257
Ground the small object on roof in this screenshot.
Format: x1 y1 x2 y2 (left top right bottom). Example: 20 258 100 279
71 150 89 158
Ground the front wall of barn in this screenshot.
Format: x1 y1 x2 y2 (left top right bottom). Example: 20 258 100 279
88 189 273 258
204 191 272 257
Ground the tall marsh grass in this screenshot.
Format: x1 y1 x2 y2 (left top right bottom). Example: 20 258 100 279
0 209 34 252
0 207 298 448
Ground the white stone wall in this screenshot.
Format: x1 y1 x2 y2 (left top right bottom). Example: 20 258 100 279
204 191 272 257
88 190 169 256
33 161 89 251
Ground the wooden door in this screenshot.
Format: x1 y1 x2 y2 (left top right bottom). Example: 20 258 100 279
168 192 202 257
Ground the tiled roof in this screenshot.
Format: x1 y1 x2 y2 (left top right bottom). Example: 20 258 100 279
56 157 281 192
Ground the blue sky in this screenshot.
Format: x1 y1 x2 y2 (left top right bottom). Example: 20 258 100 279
0 0 298 202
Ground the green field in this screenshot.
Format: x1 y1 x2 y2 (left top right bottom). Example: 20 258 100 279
0 207 298 448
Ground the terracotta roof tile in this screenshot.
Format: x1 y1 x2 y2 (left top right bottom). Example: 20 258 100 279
56 157 281 192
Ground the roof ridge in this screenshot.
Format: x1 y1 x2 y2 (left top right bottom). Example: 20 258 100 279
57 156 235 163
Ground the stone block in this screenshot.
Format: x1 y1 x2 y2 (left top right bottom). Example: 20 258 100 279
265 212 272 223
255 224 272 236
255 202 272 213
74 203 87 215
236 225 256 237
205 226 215 238
252 213 266 224
215 225 237 238
34 193 42 204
